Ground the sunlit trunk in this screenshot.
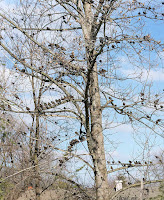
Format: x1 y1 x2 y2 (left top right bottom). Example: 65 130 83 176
89 63 109 200
34 114 40 200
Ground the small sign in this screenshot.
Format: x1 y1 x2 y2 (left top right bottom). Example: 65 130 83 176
115 180 123 191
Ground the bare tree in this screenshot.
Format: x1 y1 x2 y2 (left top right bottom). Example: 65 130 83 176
0 0 164 199
0 54 68 199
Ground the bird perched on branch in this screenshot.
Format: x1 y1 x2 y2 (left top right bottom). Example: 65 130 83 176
21 69 25 73
48 43 55 50
70 52 75 60
143 34 150 41
99 68 107 74
55 44 60 49
14 94 20 100
26 107 30 111
61 46 66 51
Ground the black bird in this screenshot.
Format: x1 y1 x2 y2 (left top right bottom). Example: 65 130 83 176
55 44 60 49
8 105 11 110
70 52 75 59
26 107 30 111
61 46 66 51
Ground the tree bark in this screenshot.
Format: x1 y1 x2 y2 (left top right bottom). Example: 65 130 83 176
88 63 109 200
31 75 41 200
34 114 40 200
82 5 109 195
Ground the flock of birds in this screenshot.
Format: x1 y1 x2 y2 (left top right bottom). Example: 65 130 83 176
107 157 163 171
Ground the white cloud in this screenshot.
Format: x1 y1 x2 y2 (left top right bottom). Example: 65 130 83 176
0 1 17 12
103 121 133 134
121 68 164 82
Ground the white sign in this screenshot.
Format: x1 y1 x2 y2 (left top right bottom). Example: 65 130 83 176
115 180 123 191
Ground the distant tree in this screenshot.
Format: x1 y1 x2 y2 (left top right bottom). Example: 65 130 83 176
0 60 66 199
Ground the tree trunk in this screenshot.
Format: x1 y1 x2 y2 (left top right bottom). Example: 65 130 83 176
83 17 109 197
34 114 40 200
89 63 109 200
31 74 41 200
